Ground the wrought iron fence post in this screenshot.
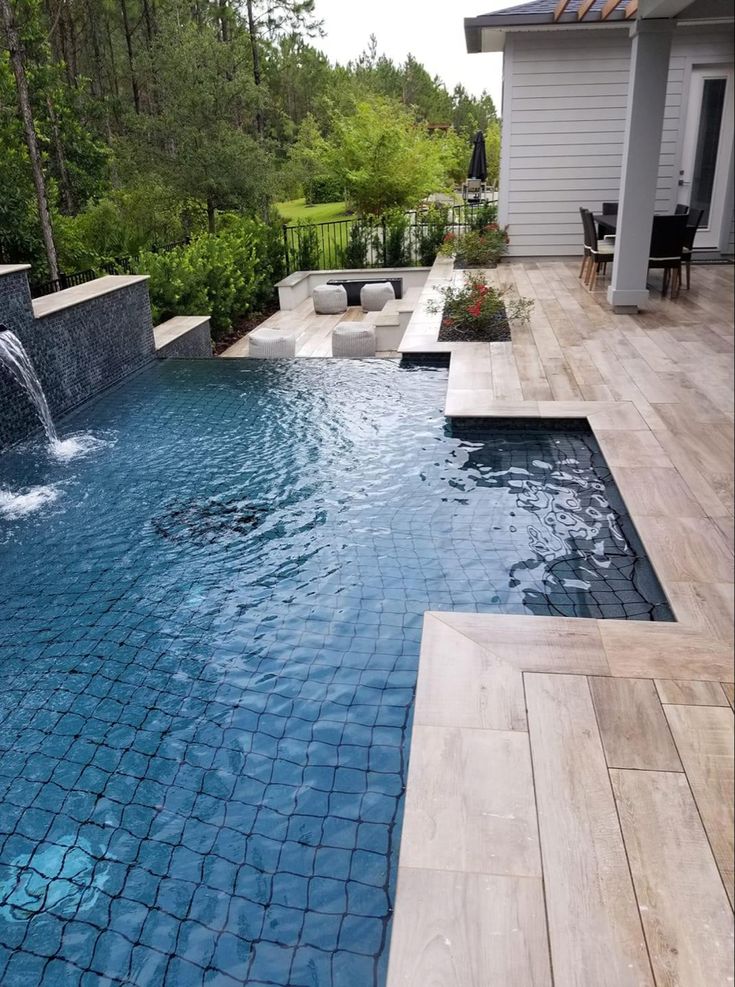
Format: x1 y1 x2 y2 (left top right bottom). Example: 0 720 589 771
282 224 290 274
381 216 387 268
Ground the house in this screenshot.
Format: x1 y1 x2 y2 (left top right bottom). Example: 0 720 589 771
464 0 734 309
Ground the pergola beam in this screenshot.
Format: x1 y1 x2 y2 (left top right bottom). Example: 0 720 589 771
601 0 625 18
577 0 597 18
553 0 571 21
625 0 639 17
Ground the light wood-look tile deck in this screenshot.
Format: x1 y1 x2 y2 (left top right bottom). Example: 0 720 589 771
387 257 735 986
220 286 423 358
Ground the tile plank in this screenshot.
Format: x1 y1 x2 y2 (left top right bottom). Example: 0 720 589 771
633 516 734 584
525 673 654 987
610 769 734 987
655 679 729 706
400 726 541 878
589 676 682 770
664 704 734 907
386 869 552 987
415 615 527 731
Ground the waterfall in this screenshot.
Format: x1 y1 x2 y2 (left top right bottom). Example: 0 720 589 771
0 326 59 445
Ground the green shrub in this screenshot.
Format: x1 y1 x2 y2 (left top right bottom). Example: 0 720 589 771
54 182 204 271
468 202 498 231
292 222 321 271
377 209 411 268
306 175 344 205
417 206 449 267
135 216 284 336
340 220 372 268
439 223 509 267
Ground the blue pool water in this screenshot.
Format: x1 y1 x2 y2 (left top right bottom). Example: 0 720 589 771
0 359 671 986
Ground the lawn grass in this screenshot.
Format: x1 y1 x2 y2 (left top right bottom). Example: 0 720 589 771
275 198 351 224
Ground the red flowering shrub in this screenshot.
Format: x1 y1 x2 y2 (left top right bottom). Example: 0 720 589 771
427 272 533 334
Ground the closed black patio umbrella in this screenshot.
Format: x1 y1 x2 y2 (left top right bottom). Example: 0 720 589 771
468 131 488 181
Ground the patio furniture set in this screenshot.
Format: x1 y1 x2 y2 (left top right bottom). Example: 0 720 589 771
248 278 400 359
579 203 703 296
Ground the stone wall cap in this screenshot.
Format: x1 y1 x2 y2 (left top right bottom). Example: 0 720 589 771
0 264 32 276
32 274 150 319
154 315 210 348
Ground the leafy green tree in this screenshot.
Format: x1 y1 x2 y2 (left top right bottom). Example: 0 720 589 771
328 97 450 216
285 113 334 204
486 119 502 187
451 84 498 139
129 20 272 231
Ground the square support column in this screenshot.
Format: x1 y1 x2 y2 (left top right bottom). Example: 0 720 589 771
607 19 675 312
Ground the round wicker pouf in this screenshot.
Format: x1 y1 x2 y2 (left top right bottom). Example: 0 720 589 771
312 284 348 315
331 323 377 358
360 282 395 312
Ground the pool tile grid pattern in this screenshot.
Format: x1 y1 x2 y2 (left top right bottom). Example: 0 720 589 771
0 358 673 986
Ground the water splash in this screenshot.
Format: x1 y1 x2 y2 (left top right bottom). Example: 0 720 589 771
50 432 112 461
0 485 60 519
0 327 58 443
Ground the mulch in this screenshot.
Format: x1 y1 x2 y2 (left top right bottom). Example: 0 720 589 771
212 302 280 355
437 307 511 343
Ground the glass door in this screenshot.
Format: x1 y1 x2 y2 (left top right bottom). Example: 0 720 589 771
679 66 734 250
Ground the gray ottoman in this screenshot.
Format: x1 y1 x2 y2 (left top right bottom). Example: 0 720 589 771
332 322 376 358
313 283 348 315
360 282 395 312
249 328 296 358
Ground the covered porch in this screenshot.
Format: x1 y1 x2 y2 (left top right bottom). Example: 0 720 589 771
464 0 735 312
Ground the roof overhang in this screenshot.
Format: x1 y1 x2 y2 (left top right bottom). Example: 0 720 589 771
465 0 734 52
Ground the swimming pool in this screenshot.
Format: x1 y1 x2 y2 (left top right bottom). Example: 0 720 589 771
0 359 671 986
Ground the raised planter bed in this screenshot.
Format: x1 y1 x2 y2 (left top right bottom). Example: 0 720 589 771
437 307 511 343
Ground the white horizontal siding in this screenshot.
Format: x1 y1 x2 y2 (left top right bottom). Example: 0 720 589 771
500 26 735 256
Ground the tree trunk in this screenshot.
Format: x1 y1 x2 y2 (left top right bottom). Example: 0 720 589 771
246 0 263 137
119 0 140 113
47 96 74 213
0 0 59 281
141 0 155 46
85 0 105 98
207 197 216 235
218 0 228 41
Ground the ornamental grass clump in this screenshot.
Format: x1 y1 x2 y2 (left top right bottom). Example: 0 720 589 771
439 222 510 267
427 272 533 342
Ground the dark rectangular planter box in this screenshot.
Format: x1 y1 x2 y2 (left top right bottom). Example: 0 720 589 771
327 277 403 306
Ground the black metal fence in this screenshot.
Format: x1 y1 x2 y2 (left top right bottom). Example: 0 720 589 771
28 239 189 299
20 199 499 298
281 201 498 275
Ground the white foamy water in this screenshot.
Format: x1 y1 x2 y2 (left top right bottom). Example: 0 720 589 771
50 432 112 461
0 485 60 519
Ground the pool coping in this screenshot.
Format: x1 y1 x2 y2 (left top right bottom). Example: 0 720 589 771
386 256 734 985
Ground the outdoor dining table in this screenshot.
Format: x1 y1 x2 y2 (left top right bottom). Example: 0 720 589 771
593 214 617 236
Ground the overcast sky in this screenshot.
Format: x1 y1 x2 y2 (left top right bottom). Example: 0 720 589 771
312 0 508 109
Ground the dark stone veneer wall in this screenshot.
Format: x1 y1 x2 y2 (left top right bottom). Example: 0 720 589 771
0 268 155 451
